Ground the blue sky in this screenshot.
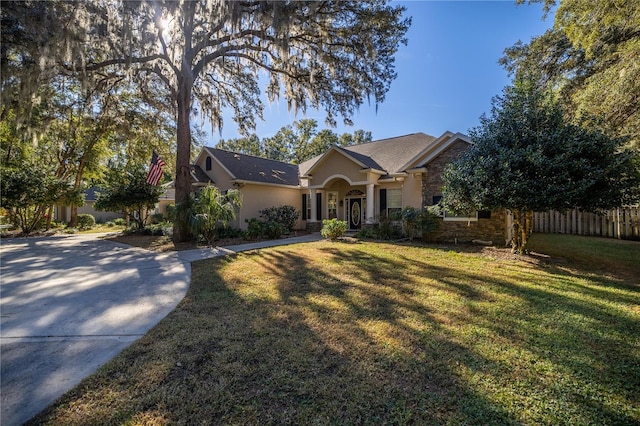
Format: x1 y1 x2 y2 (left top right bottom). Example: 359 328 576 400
205 1 555 145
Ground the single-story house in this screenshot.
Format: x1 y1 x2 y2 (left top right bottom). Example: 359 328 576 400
55 186 124 223
182 131 512 245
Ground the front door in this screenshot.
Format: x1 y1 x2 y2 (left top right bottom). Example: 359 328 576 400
348 198 362 230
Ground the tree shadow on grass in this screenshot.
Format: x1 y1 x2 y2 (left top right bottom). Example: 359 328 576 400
29 241 639 425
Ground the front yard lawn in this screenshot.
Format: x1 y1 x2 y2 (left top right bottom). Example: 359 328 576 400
31 235 639 425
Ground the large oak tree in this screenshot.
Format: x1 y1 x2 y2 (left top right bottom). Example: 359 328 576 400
506 0 640 150
7 1 410 241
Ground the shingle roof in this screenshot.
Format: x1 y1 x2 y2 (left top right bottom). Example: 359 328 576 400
205 148 300 187
84 186 101 201
342 133 438 173
190 165 213 184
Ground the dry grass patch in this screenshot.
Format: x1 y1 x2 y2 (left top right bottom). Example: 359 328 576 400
30 237 640 425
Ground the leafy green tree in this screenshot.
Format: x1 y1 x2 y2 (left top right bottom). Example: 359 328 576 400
7 1 409 242
0 166 80 234
262 125 298 162
507 0 640 150
216 134 262 157
234 119 373 163
94 168 165 231
442 81 640 254
184 185 242 246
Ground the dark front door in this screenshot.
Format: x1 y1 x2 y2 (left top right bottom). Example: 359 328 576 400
349 198 362 229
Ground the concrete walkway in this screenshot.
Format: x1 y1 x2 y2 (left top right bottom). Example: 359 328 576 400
0 232 322 425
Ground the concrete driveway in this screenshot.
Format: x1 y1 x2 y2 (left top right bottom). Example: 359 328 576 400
0 232 322 425
0 234 193 426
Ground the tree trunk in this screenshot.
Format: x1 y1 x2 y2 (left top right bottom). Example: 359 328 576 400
70 205 78 227
511 209 533 254
172 84 193 242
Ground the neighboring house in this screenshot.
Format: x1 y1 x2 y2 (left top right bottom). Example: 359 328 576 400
186 131 512 245
56 186 124 223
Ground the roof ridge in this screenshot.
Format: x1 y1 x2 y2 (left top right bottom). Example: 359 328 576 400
207 146 295 165
346 132 430 147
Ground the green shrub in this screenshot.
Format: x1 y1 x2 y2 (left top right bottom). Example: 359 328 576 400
357 226 378 239
217 225 244 239
105 221 115 227
321 219 347 241
263 221 285 239
245 218 265 240
418 208 441 242
151 213 165 224
259 205 300 233
77 214 96 230
141 224 172 236
113 218 126 226
377 214 403 240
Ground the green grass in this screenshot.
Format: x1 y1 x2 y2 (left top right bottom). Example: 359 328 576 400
75 224 127 234
30 235 640 425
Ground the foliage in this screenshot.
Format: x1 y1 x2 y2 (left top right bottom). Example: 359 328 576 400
442 80 640 254
14 1 410 243
216 134 263 158
151 213 165 224
216 119 373 164
246 218 266 241
182 185 242 246
112 218 126 226
94 168 164 231
400 207 441 242
377 213 404 240
259 205 300 233
216 225 244 240
321 218 348 241
506 0 640 150
262 221 286 240
400 207 421 241
76 214 95 230
245 218 285 240
0 166 80 234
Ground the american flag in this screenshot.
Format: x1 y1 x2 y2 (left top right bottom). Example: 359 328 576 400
146 151 166 186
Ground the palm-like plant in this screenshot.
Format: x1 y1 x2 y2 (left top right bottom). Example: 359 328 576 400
185 185 242 246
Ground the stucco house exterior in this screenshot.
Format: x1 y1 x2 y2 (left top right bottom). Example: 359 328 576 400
55 186 124 223
184 131 512 245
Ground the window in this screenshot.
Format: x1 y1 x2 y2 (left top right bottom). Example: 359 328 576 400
432 195 478 221
302 194 310 221
205 156 212 171
327 192 338 219
380 188 402 218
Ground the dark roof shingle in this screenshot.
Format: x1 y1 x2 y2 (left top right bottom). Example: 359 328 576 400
205 148 299 186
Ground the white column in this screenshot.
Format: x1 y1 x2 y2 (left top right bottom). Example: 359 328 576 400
366 183 375 224
310 188 318 222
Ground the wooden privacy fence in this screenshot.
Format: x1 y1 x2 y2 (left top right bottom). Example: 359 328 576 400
533 208 640 240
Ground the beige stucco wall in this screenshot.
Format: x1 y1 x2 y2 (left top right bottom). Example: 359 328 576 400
236 184 303 230
197 154 235 191
56 203 124 224
402 174 423 210
308 151 367 187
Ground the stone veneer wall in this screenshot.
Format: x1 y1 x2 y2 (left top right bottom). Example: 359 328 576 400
306 221 322 232
422 140 510 246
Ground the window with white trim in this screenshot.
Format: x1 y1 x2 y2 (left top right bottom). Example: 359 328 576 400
432 195 478 222
327 192 338 219
386 188 402 218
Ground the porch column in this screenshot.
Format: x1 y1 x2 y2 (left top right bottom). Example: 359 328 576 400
310 188 318 222
366 183 375 224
